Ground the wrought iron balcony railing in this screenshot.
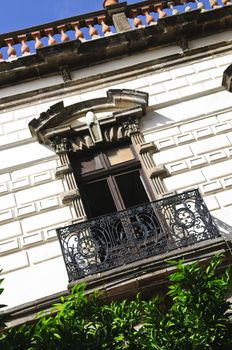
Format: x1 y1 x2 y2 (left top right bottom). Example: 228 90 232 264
57 189 220 282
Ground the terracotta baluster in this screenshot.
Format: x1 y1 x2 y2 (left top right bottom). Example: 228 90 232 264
86 19 99 39
98 16 112 36
103 0 118 6
5 38 16 59
195 0 206 11
209 0 221 8
57 25 70 42
168 2 179 15
130 9 143 29
18 35 30 55
141 6 156 25
31 31 44 49
180 0 191 12
155 5 167 19
185 6 192 12
44 28 57 45
71 22 85 42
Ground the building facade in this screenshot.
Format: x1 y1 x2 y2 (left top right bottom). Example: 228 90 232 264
0 0 232 324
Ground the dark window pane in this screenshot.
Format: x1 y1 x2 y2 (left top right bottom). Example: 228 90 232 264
69 153 103 175
115 171 149 208
82 180 117 218
79 155 103 174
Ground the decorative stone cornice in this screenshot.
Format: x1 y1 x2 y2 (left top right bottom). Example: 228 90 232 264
0 4 231 88
44 116 141 154
29 89 148 152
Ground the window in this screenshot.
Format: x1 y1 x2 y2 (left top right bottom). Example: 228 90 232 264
69 143 152 218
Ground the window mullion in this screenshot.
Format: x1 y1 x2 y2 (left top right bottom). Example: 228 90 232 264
107 176 125 211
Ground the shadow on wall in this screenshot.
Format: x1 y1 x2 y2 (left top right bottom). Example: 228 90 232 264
141 90 232 132
140 110 173 131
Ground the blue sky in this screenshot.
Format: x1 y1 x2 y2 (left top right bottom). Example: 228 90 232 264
0 0 142 33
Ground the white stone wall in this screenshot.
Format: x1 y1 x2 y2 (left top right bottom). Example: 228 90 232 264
0 105 76 307
0 45 232 308
143 103 232 224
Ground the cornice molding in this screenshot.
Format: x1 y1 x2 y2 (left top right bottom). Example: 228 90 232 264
0 43 231 112
29 89 148 152
0 6 231 89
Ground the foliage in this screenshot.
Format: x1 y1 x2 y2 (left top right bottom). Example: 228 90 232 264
138 255 232 350
0 254 232 350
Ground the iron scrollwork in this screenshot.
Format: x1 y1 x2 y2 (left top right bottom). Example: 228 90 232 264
57 189 220 282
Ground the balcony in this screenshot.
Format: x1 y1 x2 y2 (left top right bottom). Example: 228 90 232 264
57 189 220 282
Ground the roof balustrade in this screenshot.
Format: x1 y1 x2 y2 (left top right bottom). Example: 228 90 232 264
0 0 231 61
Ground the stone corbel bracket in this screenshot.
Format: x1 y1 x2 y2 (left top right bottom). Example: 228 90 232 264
55 163 73 179
139 141 169 196
59 65 72 82
139 141 158 155
149 166 168 179
61 189 81 205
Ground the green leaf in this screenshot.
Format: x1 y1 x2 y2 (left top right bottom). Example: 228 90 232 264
169 272 185 282
53 333 61 340
1 257 232 350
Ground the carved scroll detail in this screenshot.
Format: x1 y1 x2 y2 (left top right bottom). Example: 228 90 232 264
50 117 140 154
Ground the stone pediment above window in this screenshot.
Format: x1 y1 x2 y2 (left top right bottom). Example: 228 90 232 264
29 89 148 153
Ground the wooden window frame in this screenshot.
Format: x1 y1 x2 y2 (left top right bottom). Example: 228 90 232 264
69 142 155 217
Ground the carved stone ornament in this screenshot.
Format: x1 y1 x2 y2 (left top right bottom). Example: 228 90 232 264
50 137 73 154
59 66 72 82
28 89 148 154
122 117 140 135
85 111 103 143
49 118 140 154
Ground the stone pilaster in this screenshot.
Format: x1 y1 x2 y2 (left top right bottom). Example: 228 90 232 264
131 138 169 197
52 138 86 219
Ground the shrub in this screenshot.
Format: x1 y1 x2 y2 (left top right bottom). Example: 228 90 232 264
0 254 231 350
